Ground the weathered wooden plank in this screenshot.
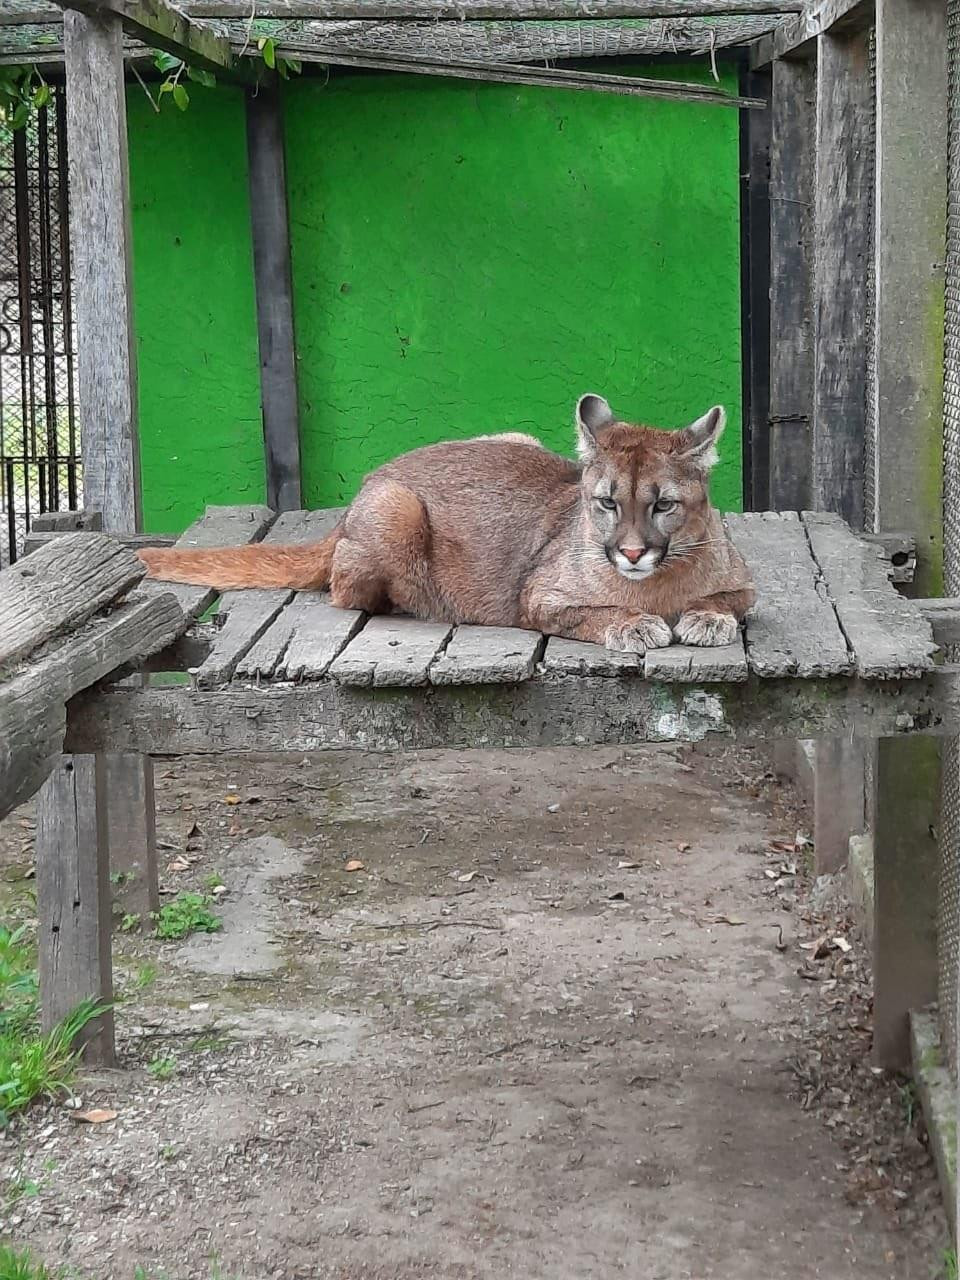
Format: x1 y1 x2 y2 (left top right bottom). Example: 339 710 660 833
863 531 916 586
768 56 814 511
275 600 365 680
540 637 642 676
429 625 544 685
643 637 748 682
724 512 852 676
268 506 344 541
0 533 146 672
0 674 65 826
30 509 102 533
63 7 140 534
105 753 159 925
140 504 277 622
246 81 301 514
63 667 960 756
744 62 772 509
197 589 292 686
803 512 937 679
24 530 177 557
271 46 764 107
812 22 872 528
36 755 115 1064
750 0 872 65
193 0 802 17
916 600 960 650
57 0 238 73
328 616 453 687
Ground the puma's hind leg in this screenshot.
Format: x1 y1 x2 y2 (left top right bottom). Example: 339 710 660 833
329 480 438 619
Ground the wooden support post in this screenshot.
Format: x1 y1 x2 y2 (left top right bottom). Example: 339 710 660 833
768 55 814 511
105 753 160 921
870 0 948 1070
246 80 302 513
35 7 154 1061
35 757 115 1063
812 25 871 528
742 65 772 510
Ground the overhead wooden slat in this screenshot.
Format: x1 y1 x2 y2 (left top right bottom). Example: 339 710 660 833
328 616 453 687
429 625 544 684
724 512 852 677
802 512 937 678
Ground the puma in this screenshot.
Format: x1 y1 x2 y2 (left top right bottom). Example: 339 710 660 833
139 394 755 652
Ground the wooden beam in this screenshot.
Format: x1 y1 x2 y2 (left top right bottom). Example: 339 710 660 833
267 46 766 106
246 81 302 513
869 0 948 1073
189 0 801 16
811 24 871 528
742 65 772 508
750 0 872 65
767 56 813 510
53 0 237 73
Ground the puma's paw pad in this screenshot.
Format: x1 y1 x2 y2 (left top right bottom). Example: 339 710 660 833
604 614 673 653
674 609 738 647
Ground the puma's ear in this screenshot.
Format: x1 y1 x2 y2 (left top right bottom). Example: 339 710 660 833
675 405 726 471
575 393 614 459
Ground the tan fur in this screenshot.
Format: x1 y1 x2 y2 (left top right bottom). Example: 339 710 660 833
140 395 755 652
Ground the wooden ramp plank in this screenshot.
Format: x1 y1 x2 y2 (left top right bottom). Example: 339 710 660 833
644 636 748 682
429 625 544 684
0 533 146 671
540 637 642 675
268 507 344 541
329 616 453 687
802 511 937 678
725 512 852 677
140 504 276 623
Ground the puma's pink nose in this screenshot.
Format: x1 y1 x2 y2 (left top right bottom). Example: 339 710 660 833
620 547 645 565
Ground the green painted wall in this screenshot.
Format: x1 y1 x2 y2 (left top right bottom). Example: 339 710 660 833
127 88 264 532
284 66 744 512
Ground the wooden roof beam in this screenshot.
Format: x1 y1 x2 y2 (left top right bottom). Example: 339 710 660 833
750 0 872 65
149 0 802 16
50 0 240 75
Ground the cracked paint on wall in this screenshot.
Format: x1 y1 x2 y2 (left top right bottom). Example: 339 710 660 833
128 88 264 533
285 65 743 513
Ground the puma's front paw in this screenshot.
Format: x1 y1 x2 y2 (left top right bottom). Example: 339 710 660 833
604 614 673 653
674 609 738 647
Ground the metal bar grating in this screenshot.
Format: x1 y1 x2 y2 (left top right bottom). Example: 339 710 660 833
0 88 80 567
940 0 960 1079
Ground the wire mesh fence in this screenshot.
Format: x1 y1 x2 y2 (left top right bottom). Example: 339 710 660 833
0 88 80 568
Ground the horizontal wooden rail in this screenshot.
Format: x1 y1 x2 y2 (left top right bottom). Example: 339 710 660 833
750 0 872 64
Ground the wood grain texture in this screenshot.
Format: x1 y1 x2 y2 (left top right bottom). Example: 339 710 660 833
540 637 642 676
328 616 453 687
724 512 851 676
24 530 177 556
0 533 146 671
190 0 801 16
429 625 544 684
803 511 937 678
63 8 140 533
750 0 871 64
246 81 301 514
232 596 362 680
105 752 159 922
196 590 292 686
643 637 748 682
812 23 872 528
768 56 814 511
64 668 960 757
35 755 115 1063
61 0 238 72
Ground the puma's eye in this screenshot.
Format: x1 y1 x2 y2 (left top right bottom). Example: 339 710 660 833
596 496 618 512
653 498 677 514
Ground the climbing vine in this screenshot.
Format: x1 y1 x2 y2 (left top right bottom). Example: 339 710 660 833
0 65 50 132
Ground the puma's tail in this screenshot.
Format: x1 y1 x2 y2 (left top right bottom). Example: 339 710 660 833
138 529 340 591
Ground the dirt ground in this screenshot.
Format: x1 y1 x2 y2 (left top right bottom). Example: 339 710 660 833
0 742 950 1279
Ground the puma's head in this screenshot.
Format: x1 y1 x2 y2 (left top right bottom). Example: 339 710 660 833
574 393 725 582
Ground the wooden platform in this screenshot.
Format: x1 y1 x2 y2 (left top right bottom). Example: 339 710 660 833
33 502 960 759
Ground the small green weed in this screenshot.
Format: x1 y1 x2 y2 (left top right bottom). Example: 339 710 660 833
944 1248 958 1280
898 1080 917 1129
204 872 225 893
147 1055 176 1081
120 912 141 933
0 1244 61 1279
152 893 222 942
134 963 158 990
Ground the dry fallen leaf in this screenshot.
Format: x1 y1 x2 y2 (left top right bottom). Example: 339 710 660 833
457 871 477 883
617 860 640 870
166 856 190 873
71 1108 118 1125
832 935 852 954
344 860 365 873
677 842 691 853
224 794 241 806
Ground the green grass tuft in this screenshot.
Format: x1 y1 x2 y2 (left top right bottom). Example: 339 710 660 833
0 1244 61 1280
152 893 222 941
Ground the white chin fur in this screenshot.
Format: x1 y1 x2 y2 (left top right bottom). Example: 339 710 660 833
611 549 663 580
